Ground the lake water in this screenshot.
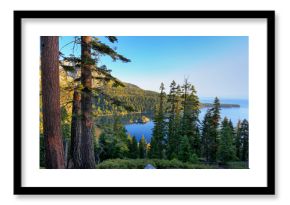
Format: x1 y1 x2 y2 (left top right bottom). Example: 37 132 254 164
125 98 248 142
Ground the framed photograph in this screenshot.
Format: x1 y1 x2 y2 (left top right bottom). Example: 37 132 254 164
14 10 275 195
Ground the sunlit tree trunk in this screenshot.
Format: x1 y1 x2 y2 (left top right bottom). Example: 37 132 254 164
80 36 96 168
40 36 65 169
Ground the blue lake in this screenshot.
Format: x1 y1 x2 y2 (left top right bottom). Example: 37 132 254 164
125 98 248 142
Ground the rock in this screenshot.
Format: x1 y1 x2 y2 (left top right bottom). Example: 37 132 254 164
144 164 156 169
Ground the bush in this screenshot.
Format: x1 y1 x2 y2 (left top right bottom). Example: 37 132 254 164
226 161 249 169
96 158 217 169
96 159 150 169
189 153 199 164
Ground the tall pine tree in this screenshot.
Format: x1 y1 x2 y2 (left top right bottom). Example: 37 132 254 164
167 81 180 159
218 117 236 164
178 135 191 162
139 135 147 159
201 97 221 163
235 120 242 160
201 110 213 162
180 80 201 157
240 119 249 161
187 85 201 156
208 97 221 162
129 136 139 159
150 83 166 159
61 36 130 168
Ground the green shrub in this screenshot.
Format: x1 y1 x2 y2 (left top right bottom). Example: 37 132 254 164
95 158 217 169
189 153 199 164
226 161 249 169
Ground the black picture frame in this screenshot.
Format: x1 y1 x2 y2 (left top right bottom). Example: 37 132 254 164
14 10 275 195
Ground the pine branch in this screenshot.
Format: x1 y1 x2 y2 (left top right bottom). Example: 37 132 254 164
91 40 131 63
105 36 118 43
61 65 76 72
62 56 82 64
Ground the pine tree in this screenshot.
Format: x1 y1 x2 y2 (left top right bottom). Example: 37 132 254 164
167 81 178 159
61 36 130 168
178 135 191 162
180 80 201 157
212 97 221 127
139 135 147 159
218 117 236 164
208 97 221 162
112 115 129 158
97 133 109 161
187 85 201 155
129 136 139 159
240 119 249 161
150 83 166 159
40 36 65 169
113 115 127 142
173 85 183 157
148 137 155 159
201 110 213 162
235 120 242 160
200 97 221 163
181 79 191 136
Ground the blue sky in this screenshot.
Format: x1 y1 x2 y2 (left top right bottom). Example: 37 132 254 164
59 36 248 99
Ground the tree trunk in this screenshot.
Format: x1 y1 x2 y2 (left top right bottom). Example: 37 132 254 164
40 36 65 169
80 36 96 168
70 88 82 168
63 138 69 168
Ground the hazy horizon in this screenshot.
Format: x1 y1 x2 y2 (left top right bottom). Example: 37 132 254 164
122 80 248 100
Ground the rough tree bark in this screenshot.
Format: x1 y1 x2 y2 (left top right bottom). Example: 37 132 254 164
70 88 82 168
40 36 65 169
80 36 96 168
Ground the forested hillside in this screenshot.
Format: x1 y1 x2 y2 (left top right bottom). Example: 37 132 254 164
94 81 159 115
